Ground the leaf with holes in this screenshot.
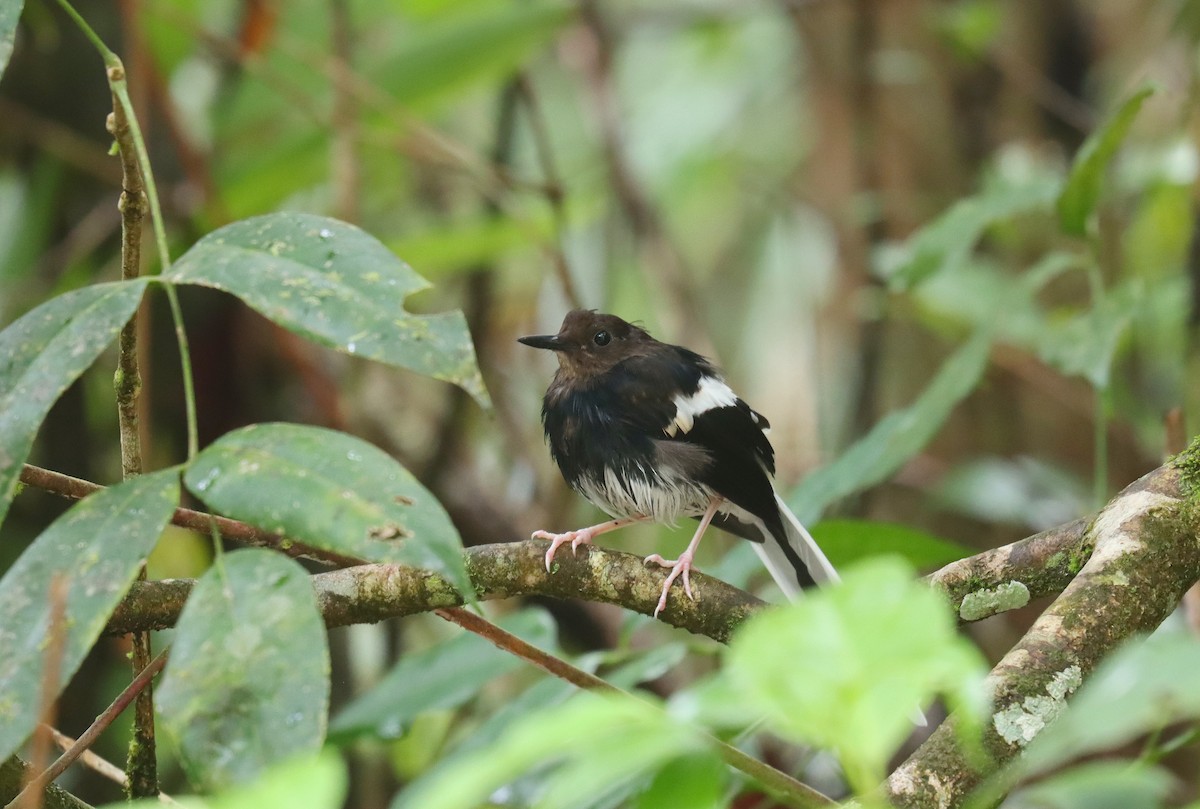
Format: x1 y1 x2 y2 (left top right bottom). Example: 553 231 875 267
184 423 470 595
157 549 330 792
0 279 149 528
167 213 489 407
0 469 178 764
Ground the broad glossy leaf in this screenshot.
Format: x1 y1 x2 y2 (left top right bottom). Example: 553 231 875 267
378 3 572 109
157 549 330 792
811 519 970 569
787 330 992 524
184 423 470 594
168 213 488 407
634 753 725 809
0 0 21 78
0 469 178 764
0 280 149 527
727 557 987 793
1058 85 1155 236
331 608 556 740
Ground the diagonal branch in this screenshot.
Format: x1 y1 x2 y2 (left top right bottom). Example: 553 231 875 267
887 461 1200 808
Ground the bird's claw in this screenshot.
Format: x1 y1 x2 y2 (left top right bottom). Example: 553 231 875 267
532 529 593 572
644 553 696 617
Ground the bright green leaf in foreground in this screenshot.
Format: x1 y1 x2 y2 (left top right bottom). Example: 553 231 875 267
811 519 970 569
168 213 489 407
0 279 149 527
393 692 705 809
105 750 348 809
157 549 330 792
1057 85 1155 236
727 557 987 794
184 423 470 595
331 609 556 740
0 469 178 764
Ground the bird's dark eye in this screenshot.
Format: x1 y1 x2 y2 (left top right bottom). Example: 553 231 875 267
593 330 611 347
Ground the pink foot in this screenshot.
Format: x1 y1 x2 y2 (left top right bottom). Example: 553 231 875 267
532 528 595 571
644 552 696 617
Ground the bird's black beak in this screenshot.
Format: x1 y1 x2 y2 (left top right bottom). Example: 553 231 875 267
517 333 566 351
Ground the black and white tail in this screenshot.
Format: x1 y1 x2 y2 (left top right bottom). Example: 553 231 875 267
750 493 839 600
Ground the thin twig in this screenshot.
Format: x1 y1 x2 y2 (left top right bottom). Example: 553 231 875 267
46 729 181 807
329 0 360 223
5 651 169 809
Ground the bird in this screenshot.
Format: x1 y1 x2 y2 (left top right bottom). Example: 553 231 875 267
518 309 838 618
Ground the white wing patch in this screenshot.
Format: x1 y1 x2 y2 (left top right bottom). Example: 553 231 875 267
665 375 738 437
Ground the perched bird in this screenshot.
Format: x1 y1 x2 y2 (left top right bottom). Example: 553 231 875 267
518 309 838 617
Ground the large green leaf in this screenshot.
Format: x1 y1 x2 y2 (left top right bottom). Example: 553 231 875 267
331 608 556 740
167 213 488 407
157 549 330 792
0 279 149 527
0 469 178 764
1057 85 1155 236
394 691 705 809
378 3 572 109
183 423 470 595
726 557 987 794
810 519 970 569
1002 762 1174 809
0 0 19 79
885 179 1059 292
1038 282 1139 388
787 330 992 524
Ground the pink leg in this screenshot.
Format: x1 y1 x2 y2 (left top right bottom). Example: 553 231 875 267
644 499 722 618
533 517 640 572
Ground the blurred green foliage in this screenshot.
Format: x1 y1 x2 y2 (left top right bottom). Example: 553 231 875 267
2 0 1200 807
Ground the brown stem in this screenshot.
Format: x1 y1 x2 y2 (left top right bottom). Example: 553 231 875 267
5 652 168 809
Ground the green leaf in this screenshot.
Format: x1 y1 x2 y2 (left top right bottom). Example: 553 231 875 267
157 549 330 792
393 692 704 809
378 3 573 109
330 608 556 740
810 519 970 569
634 752 725 809
726 557 987 794
167 213 488 407
885 179 1059 291
184 423 470 595
0 469 178 764
1058 85 1156 236
1017 630 1200 779
1003 761 1175 809
1038 284 1138 388
787 330 992 524
105 751 348 809
0 280 149 527
0 0 21 78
